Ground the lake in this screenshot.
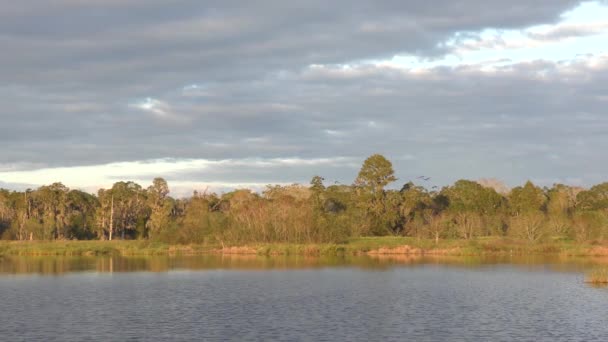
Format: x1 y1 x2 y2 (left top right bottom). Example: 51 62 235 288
1 255 607 341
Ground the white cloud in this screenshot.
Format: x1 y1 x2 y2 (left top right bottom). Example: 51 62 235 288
0 157 359 196
369 2 608 70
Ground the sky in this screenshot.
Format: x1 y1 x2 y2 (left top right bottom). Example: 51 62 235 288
1 0 608 196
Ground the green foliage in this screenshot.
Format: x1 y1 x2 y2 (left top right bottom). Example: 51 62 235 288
577 183 608 211
352 154 399 236
442 180 504 215
354 154 396 193
572 211 608 242
147 177 171 238
509 181 546 215
0 154 608 246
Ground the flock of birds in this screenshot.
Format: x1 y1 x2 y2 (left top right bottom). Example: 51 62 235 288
418 176 438 189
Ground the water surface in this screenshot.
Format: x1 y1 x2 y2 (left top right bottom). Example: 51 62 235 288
1 255 607 341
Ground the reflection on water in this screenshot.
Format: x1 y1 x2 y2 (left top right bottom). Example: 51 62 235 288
2 254 608 341
2 253 608 275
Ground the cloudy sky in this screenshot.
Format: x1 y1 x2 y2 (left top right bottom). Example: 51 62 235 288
1 0 608 195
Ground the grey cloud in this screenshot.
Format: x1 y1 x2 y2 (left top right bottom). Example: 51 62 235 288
1 1 581 83
1 0 606 189
4 56 608 187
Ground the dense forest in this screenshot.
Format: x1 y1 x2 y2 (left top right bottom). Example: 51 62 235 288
1 154 607 245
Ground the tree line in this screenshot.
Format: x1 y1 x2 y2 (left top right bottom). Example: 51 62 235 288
1 154 607 244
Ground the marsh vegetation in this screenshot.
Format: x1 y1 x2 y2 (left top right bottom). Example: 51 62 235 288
585 267 608 284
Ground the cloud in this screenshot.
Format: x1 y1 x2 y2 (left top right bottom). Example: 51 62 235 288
130 97 173 118
1 1 607 191
0 157 359 196
2 54 608 189
527 22 608 41
454 21 608 53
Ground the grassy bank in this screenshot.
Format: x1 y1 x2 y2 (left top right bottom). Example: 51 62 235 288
244 237 608 257
0 240 216 257
1 237 608 258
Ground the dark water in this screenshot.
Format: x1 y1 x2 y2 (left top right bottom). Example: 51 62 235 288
1 255 607 341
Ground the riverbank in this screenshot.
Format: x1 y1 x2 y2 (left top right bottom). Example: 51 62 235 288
2 237 608 257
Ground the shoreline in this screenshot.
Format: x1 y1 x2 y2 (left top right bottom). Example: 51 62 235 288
2 237 608 258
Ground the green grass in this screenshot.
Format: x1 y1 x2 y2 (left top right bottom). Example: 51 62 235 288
0 237 606 257
0 240 216 257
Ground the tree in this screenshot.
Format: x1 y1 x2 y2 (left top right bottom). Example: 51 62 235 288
181 193 213 244
352 154 398 235
0 190 14 238
577 183 608 212
506 181 548 241
423 210 449 244
398 182 432 238
354 154 397 194
441 180 505 238
95 189 112 240
508 181 546 215
109 181 147 240
33 183 70 239
442 180 504 215
509 212 545 242
147 178 171 239
572 210 608 242
545 184 579 238
547 184 578 216
65 190 98 239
